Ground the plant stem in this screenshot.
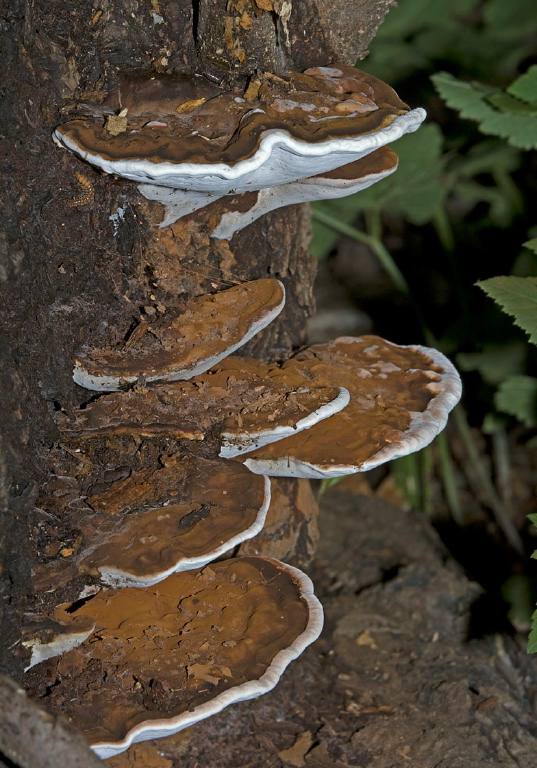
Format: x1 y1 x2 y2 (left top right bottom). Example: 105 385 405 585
436 430 464 525
311 208 409 295
453 406 523 552
433 207 455 253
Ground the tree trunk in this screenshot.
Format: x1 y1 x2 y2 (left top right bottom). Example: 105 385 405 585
0 0 393 711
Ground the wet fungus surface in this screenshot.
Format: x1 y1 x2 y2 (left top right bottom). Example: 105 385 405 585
61 354 350 457
33 455 271 590
23 557 324 759
53 66 425 227
242 335 462 478
73 278 285 391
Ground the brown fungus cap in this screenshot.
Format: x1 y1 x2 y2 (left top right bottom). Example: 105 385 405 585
33 454 271 591
72 278 285 391
23 557 323 759
53 66 425 196
242 335 462 479
61 355 350 457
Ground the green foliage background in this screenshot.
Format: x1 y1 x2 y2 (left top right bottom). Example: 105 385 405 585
311 0 537 645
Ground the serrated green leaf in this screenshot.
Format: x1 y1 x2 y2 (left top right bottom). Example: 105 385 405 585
478 112 537 150
524 238 537 255
478 276 537 344
494 375 537 426
431 72 498 122
432 73 537 148
527 513 537 527
508 65 537 104
457 344 526 385
487 92 537 115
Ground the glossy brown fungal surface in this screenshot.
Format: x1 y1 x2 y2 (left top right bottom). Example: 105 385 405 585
53 66 424 195
62 355 350 457
23 557 324 759
33 455 271 590
73 279 285 391
243 336 462 478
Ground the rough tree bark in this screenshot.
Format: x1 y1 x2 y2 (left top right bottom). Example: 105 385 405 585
0 0 393 761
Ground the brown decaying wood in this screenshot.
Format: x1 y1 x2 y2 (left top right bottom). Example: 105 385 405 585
0 0 391 760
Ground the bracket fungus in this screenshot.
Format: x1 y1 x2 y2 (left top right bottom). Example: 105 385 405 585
22 613 97 672
21 62 457 761
208 146 398 240
33 454 271 590
240 336 462 479
23 557 323 759
61 355 350 458
53 66 425 228
72 278 285 391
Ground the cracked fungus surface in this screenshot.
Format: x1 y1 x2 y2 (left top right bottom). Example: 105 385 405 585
247 336 457 471
24 558 310 745
75 279 284 381
33 455 268 590
64 355 343 441
55 67 408 167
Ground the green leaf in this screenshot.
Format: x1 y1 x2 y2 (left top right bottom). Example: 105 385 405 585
431 72 498 122
329 125 446 226
494 375 537 426
374 0 477 37
432 72 537 149
502 574 534 626
486 0 537 38
456 344 526 385
527 513 537 528
364 0 480 82
528 609 537 653
487 92 537 115
508 65 537 104
477 112 537 150
523 238 537 255
477 276 537 344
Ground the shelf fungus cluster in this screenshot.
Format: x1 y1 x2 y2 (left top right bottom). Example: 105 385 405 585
24 558 323 759
21 65 458 760
73 278 286 391
53 65 425 232
25 277 461 757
